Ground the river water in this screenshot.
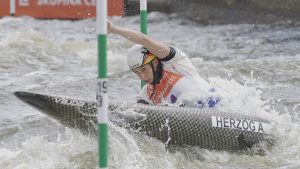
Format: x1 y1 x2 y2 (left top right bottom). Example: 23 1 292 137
0 13 299 169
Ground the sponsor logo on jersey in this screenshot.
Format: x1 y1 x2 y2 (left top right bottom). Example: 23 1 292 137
147 70 182 104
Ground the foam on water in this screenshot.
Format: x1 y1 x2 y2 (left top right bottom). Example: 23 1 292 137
0 128 96 169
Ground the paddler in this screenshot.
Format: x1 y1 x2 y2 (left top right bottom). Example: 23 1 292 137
108 20 220 108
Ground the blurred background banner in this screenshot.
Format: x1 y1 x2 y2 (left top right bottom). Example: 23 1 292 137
0 0 10 16
0 0 124 18
0 0 299 23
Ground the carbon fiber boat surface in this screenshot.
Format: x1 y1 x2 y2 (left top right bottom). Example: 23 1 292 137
14 91 274 151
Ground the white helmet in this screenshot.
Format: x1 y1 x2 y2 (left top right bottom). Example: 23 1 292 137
127 44 156 70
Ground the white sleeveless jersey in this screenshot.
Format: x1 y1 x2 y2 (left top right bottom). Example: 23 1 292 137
137 47 220 107
162 47 199 77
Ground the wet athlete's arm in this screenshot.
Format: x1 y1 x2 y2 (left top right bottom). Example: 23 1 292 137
108 20 170 59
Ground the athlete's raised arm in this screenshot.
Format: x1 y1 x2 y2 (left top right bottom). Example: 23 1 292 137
108 20 170 59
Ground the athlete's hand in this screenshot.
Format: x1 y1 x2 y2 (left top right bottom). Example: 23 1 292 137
107 20 114 33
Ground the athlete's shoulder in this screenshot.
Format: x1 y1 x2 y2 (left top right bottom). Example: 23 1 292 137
159 46 176 62
172 47 189 58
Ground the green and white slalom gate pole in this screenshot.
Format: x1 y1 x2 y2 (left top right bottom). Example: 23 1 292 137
140 0 147 35
140 0 147 88
10 0 16 16
96 0 108 168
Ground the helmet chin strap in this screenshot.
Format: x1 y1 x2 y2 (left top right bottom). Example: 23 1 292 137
150 60 163 85
149 60 163 100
